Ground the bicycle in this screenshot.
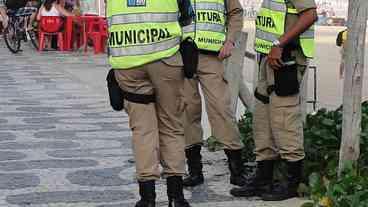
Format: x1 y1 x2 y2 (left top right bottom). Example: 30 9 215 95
3 7 38 53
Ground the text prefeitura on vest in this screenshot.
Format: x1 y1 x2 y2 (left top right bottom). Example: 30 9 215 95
256 16 275 29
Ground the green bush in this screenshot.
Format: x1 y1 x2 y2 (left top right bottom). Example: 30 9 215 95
304 162 368 207
238 109 256 162
237 101 368 177
205 109 256 162
303 101 368 180
236 101 368 206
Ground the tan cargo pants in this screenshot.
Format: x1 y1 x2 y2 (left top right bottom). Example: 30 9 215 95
184 53 244 150
253 54 306 162
114 56 186 181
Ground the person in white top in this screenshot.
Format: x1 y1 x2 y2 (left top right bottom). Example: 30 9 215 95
37 0 73 18
37 0 74 49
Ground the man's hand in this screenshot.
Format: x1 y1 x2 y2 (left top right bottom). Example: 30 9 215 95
267 46 283 70
218 40 235 60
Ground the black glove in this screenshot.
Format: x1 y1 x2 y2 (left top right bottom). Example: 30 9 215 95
106 69 124 111
180 38 198 79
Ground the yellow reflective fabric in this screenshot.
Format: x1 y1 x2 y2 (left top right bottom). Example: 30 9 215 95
183 0 226 52
256 7 285 35
255 0 315 58
300 38 314 58
287 8 298 14
107 0 182 69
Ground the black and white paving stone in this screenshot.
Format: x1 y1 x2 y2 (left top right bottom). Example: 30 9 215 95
0 41 304 207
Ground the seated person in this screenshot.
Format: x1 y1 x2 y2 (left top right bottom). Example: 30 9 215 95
37 0 73 49
38 0 73 18
64 0 80 12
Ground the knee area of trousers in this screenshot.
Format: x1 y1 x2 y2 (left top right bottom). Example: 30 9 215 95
279 151 306 162
136 174 161 182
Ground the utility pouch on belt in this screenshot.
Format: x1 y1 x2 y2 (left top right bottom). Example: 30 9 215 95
180 38 199 79
273 47 299 97
106 69 156 111
106 69 124 111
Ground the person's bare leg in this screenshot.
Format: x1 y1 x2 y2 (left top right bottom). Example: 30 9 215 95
27 13 36 31
0 7 8 29
45 36 51 49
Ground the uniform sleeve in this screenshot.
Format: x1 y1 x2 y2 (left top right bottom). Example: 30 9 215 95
226 0 243 43
289 0 317 13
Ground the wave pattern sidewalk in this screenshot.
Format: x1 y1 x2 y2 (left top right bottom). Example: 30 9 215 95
0 43 305 207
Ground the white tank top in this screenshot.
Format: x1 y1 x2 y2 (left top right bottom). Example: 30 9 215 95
40 4 61 16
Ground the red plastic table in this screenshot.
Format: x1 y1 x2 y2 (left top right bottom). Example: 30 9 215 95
64 15 105 51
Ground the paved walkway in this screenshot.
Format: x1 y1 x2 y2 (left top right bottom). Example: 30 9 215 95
0 42 306 207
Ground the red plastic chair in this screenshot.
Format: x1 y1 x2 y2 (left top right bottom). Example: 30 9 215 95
84 17 108 54
38 16 64 51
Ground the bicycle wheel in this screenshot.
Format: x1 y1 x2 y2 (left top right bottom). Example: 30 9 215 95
3 24 21 54
28 30 39 50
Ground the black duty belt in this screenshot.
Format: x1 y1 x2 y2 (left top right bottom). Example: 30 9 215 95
123 91 155 104
254 88 270 104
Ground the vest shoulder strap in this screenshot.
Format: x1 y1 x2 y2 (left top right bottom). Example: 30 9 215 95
285 0 298 14
287 8 298 14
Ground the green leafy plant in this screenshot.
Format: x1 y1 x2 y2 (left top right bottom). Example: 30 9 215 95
237 101 368 176
205 135 224 152
234 101 368 206
238 109 256 162
304 162 368 207
205 109 255 160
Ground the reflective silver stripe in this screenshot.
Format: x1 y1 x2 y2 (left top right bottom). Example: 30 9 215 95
300 29 315 39
256 28 314 42
195 2 225 12
183 24 195 33
109 37 180 57
261 0 287 12
255 29 278 42
108 12 178 26
183 23 225 34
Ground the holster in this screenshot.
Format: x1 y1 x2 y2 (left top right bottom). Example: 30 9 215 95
106 69 156 111
177 0 194 26
273 47 299 97
106 69 125 111
180 38 198 79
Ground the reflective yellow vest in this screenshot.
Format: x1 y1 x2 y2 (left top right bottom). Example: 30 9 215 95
107 0 182 69
183 0 226 52
255 0 315 58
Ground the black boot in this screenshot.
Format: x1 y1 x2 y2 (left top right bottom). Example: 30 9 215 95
183 145 204 187
262 160 303 201
167 176 191 207
135 180 156 207
230 160 274 197
224 149 247 186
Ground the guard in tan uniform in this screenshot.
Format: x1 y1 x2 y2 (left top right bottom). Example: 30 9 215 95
230 0 318 201
182 0 247 187
106 0 193 206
